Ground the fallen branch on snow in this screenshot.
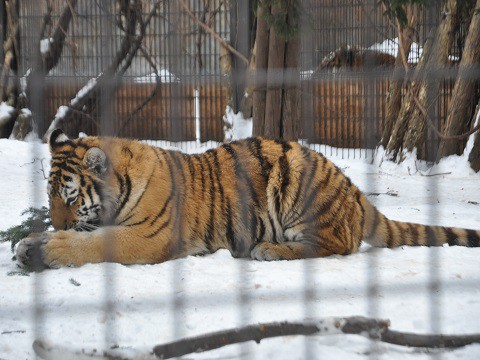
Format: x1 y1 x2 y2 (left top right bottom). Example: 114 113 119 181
32 316 480 359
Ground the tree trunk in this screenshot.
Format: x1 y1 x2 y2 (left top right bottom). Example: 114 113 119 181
469 131 480 172
467 99 480 171
436 0 480 160
386 0 459 161
281 12 300 141
252 4 269 136
380 22 415 148
264 4 286 138
0 0 20 138
403 0 459 160
253 1 300 140
9 0 78 140
385 30 434 160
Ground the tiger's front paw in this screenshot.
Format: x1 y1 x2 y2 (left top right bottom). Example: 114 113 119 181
16 231 81 270
250 242 285 261
15 233 51 271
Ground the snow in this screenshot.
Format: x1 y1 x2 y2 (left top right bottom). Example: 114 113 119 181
1 126 480 359
133 69 179 83
223 106 252 141
369 37 423 63
0 102 14 127
40 38 53 55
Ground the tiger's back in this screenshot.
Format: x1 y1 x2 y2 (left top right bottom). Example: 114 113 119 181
15 130 480 268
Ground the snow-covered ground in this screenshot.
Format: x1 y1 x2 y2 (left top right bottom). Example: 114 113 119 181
1 133 480 359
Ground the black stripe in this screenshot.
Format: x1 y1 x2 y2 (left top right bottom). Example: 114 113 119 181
274 138 292 153
268 214 278 243
225 200 236 253
74 141 89 150
369 207 380 238
466 229 480 247
170 151 186 188
120 168 155 224
85 184 94 206
356 192 366 237
285 147 312 224
425 226 436 246
114 171 125 201
185 154 196 192
386 218 394 248
150 149 174 228
125 216 149 227
290 180 346 230
246 138 272 183
122 146 134 159
279 153 290 196
54 151 81 159
191 155 205 240
250 209 258 247
114 174 131 219
118 212 135 225
284 164 331 229
442 227 458 246
146 216 171 238
194 154 206 200
51 161 77 174
205 152 216 252
223 143 260 209
408 222 419 245
149 195 172 226
258 218 266 242
212 150 225 214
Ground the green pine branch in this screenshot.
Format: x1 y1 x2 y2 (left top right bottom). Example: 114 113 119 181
0 207 52 252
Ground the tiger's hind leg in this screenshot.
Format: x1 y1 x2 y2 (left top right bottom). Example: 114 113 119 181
250 231 351 261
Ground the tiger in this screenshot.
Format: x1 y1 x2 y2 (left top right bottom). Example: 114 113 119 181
15 129 480 270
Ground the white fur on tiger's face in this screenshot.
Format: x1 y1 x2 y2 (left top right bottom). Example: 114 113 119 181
15 129 480 270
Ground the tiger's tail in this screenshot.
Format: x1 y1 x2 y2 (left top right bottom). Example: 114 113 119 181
359 194 480 248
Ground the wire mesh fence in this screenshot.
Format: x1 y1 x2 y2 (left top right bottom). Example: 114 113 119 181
1 0 480 359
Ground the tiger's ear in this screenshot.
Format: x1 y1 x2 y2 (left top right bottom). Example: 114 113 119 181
49 129 70 151
84 147 109 177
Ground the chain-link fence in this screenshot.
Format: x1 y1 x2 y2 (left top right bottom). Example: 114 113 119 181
1 0 480 359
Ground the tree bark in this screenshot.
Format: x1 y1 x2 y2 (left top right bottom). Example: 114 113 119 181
380 22 415 148
436 0 480 160
264 4 286 138
404 0 460 159
44 0 154 140
0 0 20 138
469 131 480 171
386 0 459 161
281 12 300 141
9 0 78 140
385 30 434 160
252 4 269 137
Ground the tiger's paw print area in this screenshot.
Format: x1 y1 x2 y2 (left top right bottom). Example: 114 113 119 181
15 233 50 271
251 242 295 261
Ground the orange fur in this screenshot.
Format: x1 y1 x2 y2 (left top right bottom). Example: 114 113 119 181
15 130 480 269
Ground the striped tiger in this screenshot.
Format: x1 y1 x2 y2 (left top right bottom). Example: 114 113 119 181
16 129 480 269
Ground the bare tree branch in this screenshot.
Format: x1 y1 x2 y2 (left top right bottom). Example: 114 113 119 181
32 317 480 360
152 317 480 359
27 0 78 95
44 0 162 139
178 0 249 65
395 14 480 142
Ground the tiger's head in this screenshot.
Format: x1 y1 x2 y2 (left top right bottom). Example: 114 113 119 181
48 129 115 231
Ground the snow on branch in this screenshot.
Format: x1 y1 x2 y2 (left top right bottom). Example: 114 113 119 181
32 316 480 360
27 0 78 92
44 0 162 140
